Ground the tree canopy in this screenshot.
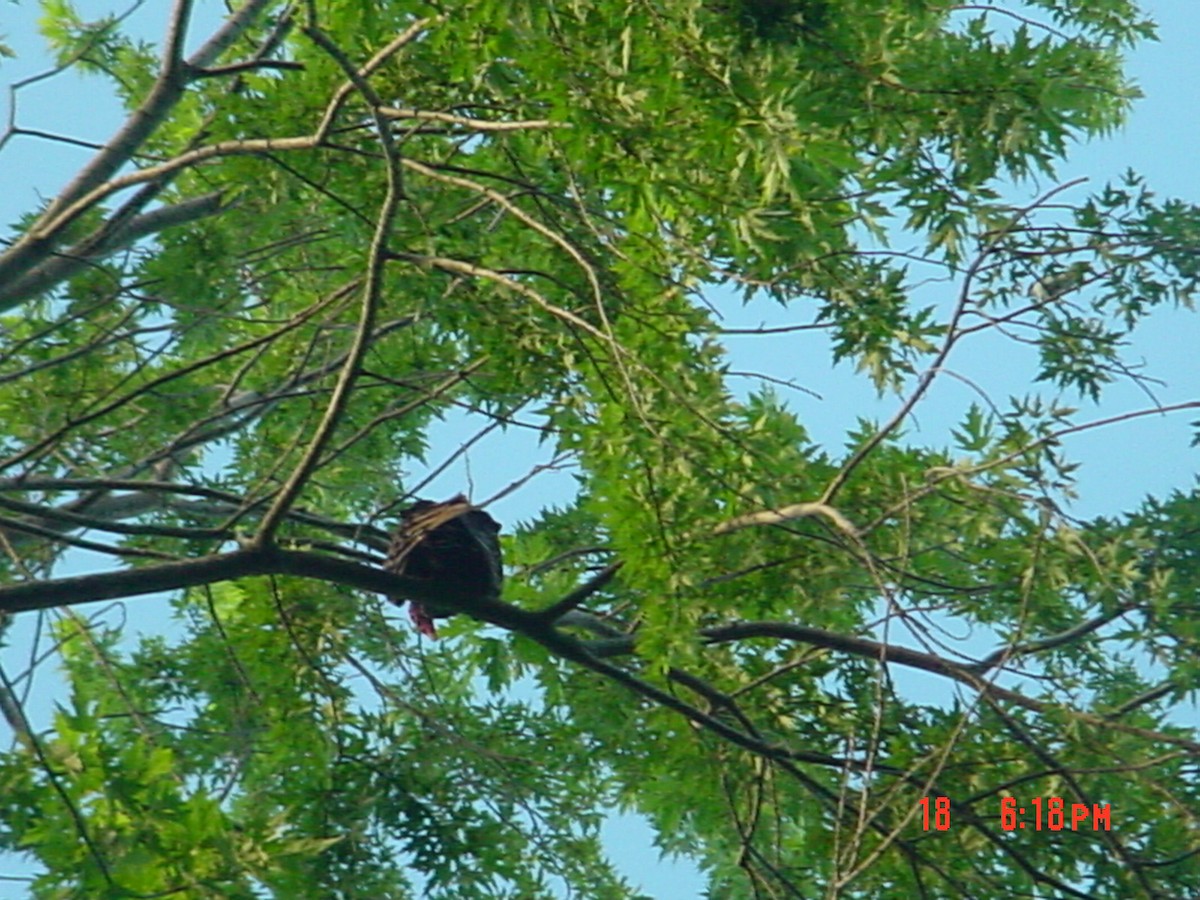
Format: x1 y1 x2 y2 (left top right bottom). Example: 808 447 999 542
0 1 1197 897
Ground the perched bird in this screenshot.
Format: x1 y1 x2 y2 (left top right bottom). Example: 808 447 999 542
383 494 503 637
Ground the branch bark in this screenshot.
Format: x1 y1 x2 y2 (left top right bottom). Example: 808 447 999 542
0 192 228 309
0 0 277 292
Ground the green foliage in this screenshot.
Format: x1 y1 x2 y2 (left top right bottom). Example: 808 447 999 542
0 0 1195 897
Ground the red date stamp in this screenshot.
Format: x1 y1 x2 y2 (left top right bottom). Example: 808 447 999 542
918 796 1112 831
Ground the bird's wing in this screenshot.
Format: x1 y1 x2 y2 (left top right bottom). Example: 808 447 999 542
384 494 472 574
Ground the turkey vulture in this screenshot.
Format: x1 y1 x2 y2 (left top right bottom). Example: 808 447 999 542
383 494 503 637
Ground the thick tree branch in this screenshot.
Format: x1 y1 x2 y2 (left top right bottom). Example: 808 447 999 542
0 0 277 292
0 192 227 308
0 546 891 775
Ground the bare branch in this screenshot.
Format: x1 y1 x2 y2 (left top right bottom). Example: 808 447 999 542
254 22 407 545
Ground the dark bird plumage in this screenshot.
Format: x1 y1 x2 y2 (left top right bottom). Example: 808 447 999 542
383 494 503 637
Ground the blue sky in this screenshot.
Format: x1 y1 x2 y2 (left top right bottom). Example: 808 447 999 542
1 1 1197 896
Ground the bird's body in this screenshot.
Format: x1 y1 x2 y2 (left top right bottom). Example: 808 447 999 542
383 494 502 637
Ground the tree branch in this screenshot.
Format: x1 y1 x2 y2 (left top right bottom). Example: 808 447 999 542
0 192 227 308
